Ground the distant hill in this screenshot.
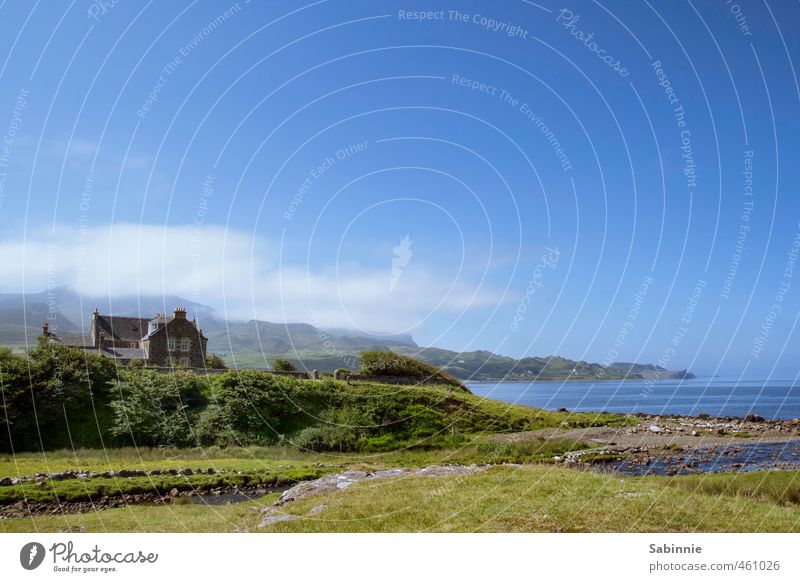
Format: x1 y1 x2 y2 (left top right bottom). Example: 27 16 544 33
205 320 417 356
0 301 80 345
0 287 221 346
0 287 693 381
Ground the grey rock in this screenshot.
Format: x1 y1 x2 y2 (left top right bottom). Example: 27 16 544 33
258 513 299 528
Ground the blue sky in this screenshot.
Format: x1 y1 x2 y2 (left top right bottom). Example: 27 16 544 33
0 0 798 376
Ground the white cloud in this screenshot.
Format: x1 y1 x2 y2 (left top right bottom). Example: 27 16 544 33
0 223 502 333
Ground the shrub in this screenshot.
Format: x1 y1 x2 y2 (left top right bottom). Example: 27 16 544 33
272 358 297 372
359 350 466 390
195 370 304 446
333 368 352 379
109 370 207 447
0 344 119 451
205 353 227 369
290 406 374 452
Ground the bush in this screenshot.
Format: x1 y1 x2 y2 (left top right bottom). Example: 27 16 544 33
0 344 119 451
290 406 374 452
272 358 296 372
359 350 466 390
109 370 207 447
205 353 227 369
195 370 306 446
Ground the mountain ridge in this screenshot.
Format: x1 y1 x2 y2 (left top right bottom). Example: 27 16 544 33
0 288 693 381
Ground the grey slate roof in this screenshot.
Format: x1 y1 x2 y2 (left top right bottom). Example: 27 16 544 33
100 347 147 360
95 315 149 341
52 333 92 347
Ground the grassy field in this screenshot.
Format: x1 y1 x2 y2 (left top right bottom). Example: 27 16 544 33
0 437 594 506
4 465 799 533
2 363 795 534
257 465 800 533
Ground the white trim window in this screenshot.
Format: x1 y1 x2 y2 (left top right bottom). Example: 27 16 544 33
168 338 176 351
180 338 190 352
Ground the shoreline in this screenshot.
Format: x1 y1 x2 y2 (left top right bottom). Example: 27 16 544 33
492 413 800 460
466 376 689 385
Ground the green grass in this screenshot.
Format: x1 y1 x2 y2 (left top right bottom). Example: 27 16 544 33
258 465 800 533
0 438 590 505
1 355 634 453
339 380 634 435
0 446 328 478
659 470 800 506
5 465 800 533
0 492 282 533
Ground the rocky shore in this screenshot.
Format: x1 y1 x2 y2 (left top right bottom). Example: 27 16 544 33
493 412 800 449
492 412 800 475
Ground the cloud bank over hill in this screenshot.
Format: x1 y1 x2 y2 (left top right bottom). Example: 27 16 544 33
0 223 502 333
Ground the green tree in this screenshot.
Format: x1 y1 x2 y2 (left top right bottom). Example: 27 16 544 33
205 353 227 369
272 357 297 372
109 370 207 447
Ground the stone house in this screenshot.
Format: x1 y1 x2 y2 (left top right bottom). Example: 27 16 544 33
42 307 208 367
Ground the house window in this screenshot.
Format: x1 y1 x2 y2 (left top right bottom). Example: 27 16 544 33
168 338 176 351
180 338 190 352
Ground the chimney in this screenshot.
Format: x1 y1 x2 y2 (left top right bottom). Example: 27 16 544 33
41 321 49 336
173 307 187 319
92 308 100 349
